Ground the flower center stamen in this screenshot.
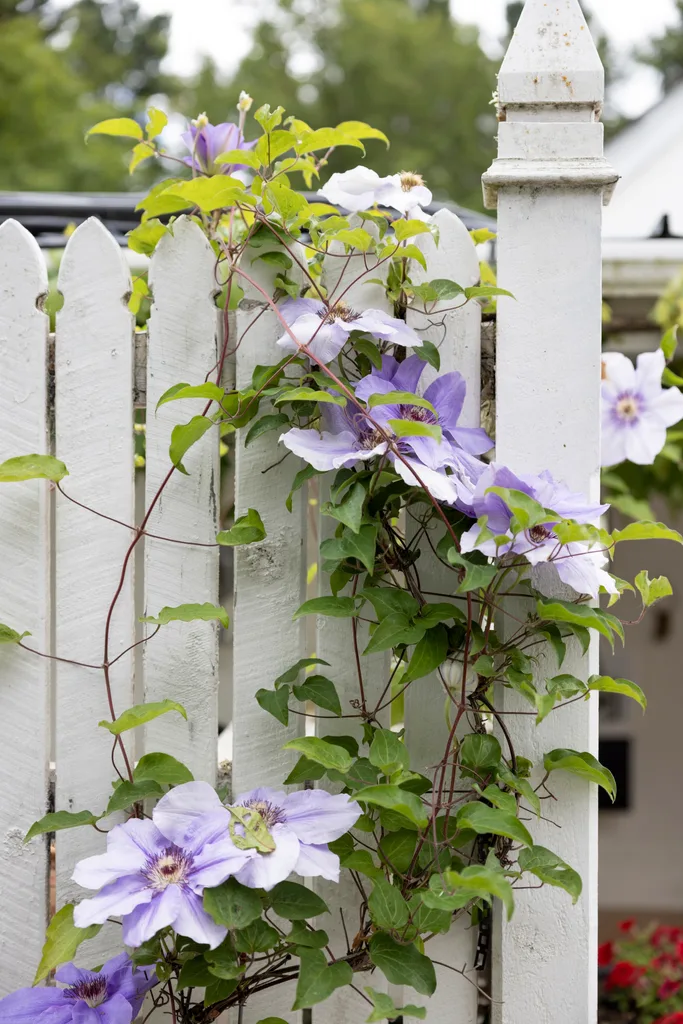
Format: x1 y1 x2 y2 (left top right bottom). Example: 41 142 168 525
69 976 107 1009
615 392 641 423
145 847 191 890
242 798 287 829
320 301 360 324
528 525 552 545
399 171 425 192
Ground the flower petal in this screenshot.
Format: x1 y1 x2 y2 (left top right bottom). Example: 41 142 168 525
73 993 133 1024
283 790 361 844
188 836 254 889
153 780 227 850
0 987 70 1023
318 166 387 211
602 352 636 390
423 372 466 431
278 298 320 325
53 962 93 986
635 349 666 399
169 887 228 950
234 825 300 891
623 414 667 464
654 385 683 427
294 843 340 882
122 886 179 948
72 820 162 890
74 874 153 928
449 426 494 456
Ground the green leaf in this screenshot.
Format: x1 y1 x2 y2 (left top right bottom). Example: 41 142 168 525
286 922 329 948
34 904 101 984
396 244 427 270
361 587 420 620
402 624 449 684
333 227 375 251
661 324 679 361
379 830 418 874
271 881 329 920
204 978 239 1006
536 598 623 645
255 103 285 131
286 464 323 513
355 785 428 828
416 602 465 628
293 596 357 620
518 845 582 904
394 219 432 242
106 780 164 814
446 550 498 592
388 418 442 443
455 802 533 847
415 338 440 371
368 878 410 930
145 106 167 139
335 120 390 146
264 181 310 222
321 523 378 575
460 734 502 773
99 700 187 735
429 278 464 300
228 806 276 853
204 877 263 929
256 1020 289 1024
485 486 553 532
369 729 410 775
133 752 194 787
0 454 68 483
364 988 426 1023
245 413 290 447
321 482 366 534
275 386 346 407
284 756 325 785
498 765 540 818
427 865 514 919
142 602 230 629
587 675 646 711
25 810 99 844
293 675 342 716
612 521 683 545
364 613 425 655
368 391 436 415
0 623 30 644
217 508 266 546
275 657 331 685
127 219 166 256
297 127 365 155
369 934 436 995
292 949 353 1010
354 336 383 369
169 415 213 473
544 748 616 801
161 175 246 213
283 737 353 772
465 285 514 301
635 570 673 608
234 919 280 954
256 686 290 726
87 116 143 140
156 382 224 411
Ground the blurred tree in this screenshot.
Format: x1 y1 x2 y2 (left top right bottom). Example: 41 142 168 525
638 0 683 91
0 0 174 190
185 0 497 210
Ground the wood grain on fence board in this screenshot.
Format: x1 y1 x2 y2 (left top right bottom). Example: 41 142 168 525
0 220 51 992
54 217 136 965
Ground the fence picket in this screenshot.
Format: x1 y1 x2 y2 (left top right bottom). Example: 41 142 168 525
143 216 221 782
54 217 136 964
403 208 482 1022
0 221 51 992
232 255 307 1024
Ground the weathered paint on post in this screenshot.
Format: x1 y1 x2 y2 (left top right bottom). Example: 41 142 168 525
483 2 617 1021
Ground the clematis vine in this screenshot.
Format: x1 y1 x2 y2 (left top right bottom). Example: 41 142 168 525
73 817 250 949
319 166 432 215
276 298 424 364
153 781 361 891
0 953 156 1024
280 365 489 507
181 114 256 175
601 350 683 467
460 464 615 598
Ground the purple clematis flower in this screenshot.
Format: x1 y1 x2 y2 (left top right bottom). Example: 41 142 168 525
0 953 156 1024
276 298 423 364
181 115 256 175
154 781 361 892
356 355 493 456
460 464 615 598
601 350 683 467
73 817 250 949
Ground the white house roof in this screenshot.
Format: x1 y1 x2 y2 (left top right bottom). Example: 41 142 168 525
604 80 683 239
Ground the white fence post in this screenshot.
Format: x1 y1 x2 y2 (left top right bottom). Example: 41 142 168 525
482 2 618 1022
0 221 51 992
144 217 221 782
54 218 137 964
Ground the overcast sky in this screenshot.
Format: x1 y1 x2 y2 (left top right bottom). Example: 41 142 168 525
125 0 680 117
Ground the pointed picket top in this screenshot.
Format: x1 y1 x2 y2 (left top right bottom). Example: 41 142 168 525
149 215 217 302
499 0 604 108
0 220 47 305
411 207 479 288
58 216 131 300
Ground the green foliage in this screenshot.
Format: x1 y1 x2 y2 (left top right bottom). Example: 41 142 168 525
142 602 230 629
369 933 436 995
25 809 99 843
217 508 267 546
0 454 68 482
204 878 263 929
99 699 187 735
34 904 101 984
544 748 617 802
292 949 353 1009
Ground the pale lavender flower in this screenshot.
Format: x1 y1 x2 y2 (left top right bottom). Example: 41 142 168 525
181 117 256 175
318 166 432 215
460 464 615 598
601 350 683 467
276 298 423 364
0 953 156 1024
154 781 361 892
73 818 249 949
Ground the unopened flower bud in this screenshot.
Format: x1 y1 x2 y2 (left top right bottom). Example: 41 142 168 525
237 91 253 113
191 112 209 128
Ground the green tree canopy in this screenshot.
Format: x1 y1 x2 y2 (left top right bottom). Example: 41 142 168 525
185 0 497 211
638 0 683 91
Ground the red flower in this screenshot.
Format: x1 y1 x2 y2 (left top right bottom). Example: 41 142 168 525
619 918 637 934
606 961 645 990
599 942 614 966
676 939 683 962
653 926 682 947
655 1015 683 1024
652 953 677 970
658 979 681 1000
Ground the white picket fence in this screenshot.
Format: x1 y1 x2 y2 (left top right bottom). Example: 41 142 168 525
0 1 617 1020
